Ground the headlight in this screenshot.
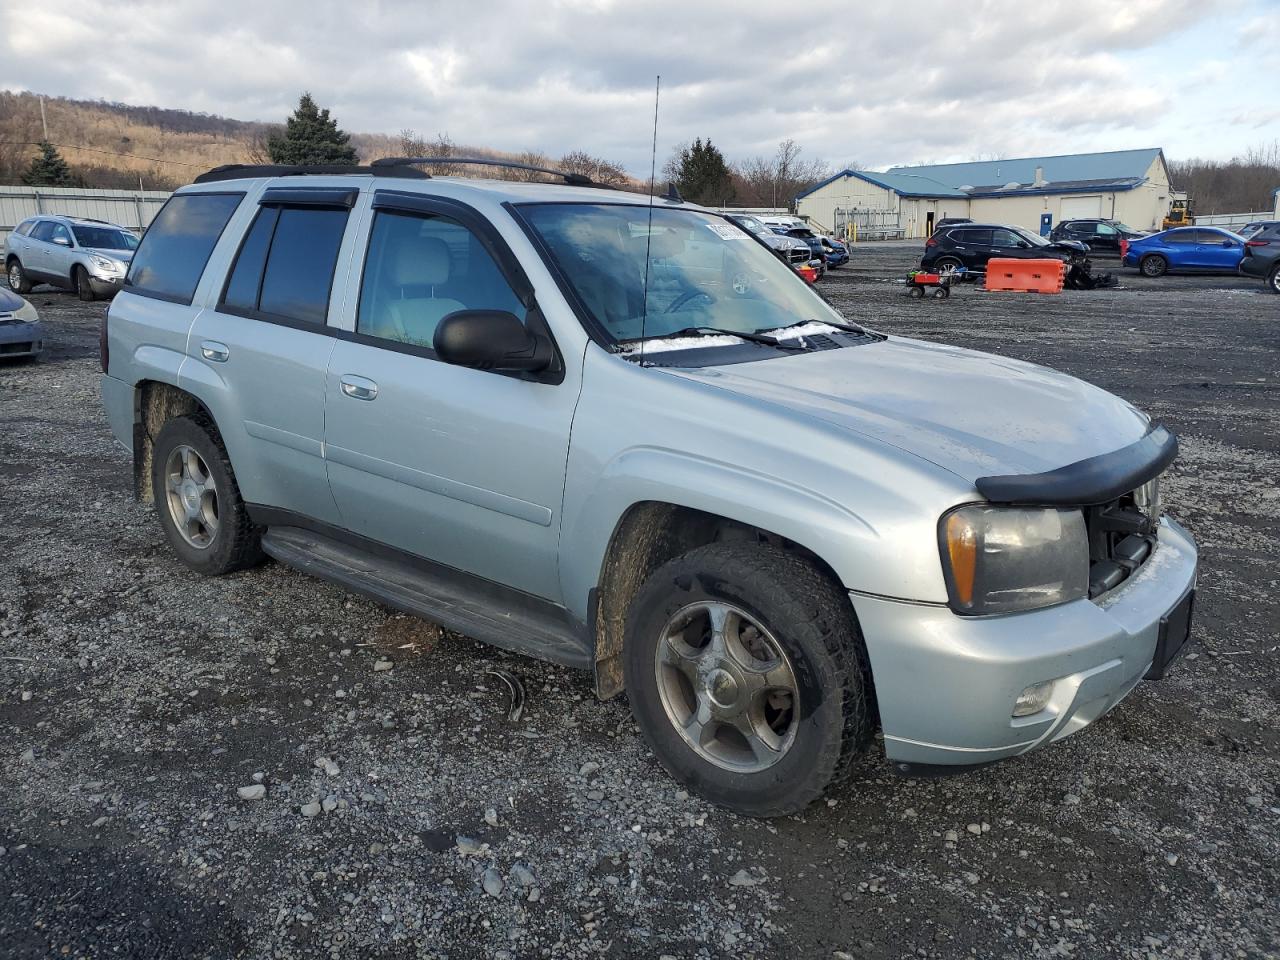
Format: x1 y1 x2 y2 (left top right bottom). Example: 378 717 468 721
14 299 38 323
89 254 118 272
939 505 1088 615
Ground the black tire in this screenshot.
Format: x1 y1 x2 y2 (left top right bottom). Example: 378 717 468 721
1140 254 1168 278
1268 265 1280 295
908 285 925 299
74 265 96 302
623 541 874 817
7 258 31 295
151 415 264 576
933 256 964 274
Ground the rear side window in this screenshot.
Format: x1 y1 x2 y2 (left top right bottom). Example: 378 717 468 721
1164 230 1196 245
14 220 35 237
127 193 243 304
30 221 55 242
221 205 349 326
951 228 992 245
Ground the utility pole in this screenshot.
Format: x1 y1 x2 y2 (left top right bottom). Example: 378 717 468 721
39 95 48 141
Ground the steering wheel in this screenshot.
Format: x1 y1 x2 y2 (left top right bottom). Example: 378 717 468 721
664 288 716 314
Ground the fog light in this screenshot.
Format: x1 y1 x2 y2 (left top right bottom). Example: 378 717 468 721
1013 680 1055 717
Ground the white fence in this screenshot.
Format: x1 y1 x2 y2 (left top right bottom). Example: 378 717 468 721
1193 210 1271 231
0 186 172 245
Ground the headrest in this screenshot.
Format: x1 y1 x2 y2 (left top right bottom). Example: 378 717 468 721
389 235 451 286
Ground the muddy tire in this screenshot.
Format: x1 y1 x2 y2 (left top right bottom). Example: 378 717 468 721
623 541 874 817
151 415 264 576
7 258 31 295
1140 254 1168 277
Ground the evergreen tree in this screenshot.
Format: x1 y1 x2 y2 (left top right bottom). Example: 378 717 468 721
670 138 735 205
22 141 79 187
266 93 358 166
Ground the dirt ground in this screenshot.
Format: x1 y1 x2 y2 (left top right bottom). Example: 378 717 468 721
1 244 1277 960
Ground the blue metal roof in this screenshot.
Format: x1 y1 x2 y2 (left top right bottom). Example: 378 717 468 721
797 149 1165 202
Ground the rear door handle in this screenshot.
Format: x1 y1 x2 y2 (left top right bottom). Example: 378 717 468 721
340 375 378 401
200 340 229 362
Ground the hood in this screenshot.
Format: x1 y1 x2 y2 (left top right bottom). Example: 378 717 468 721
84 247 134 262
669 336 1150 484
1047 239 1089 254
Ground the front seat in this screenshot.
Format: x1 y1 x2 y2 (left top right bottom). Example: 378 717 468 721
378 235 466 347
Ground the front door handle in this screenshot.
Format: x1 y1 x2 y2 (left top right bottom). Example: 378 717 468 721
200 340 230 362
340 375 378 401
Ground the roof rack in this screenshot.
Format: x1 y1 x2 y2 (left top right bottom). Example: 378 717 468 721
371 156 607 188
192 163 431 185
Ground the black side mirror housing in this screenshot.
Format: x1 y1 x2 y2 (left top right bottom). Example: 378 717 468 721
434 310 553 372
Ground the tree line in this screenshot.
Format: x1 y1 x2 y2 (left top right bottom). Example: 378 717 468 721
662 137 843 209
1168 141 1280 216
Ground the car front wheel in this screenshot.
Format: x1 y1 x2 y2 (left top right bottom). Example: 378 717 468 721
1268 264 1280 294
623 541 874 817
1140 254 1168 277
74 266 97 302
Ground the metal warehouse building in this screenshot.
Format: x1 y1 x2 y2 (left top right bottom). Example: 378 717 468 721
796 148 1173 239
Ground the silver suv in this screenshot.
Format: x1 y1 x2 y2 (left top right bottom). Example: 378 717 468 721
6 215 138 301
99 160 1198 816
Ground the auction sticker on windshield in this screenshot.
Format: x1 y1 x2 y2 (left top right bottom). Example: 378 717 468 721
705 223 749 240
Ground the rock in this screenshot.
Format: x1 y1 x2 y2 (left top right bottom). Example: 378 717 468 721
482 868 504 897
728 869 763 887
91 816 109 828
586 789 605 802
579 761 600 778
511 863 536 888
315 757 340 777
237 785 266 801
528 887 541 902
373 659 394 672
20 691 32 702
251 771 264 783
1165 853 1179 866
484 807 499 827
19 748 34 763
944 829 958 843
456 835 482 856
1063 794 1081 805
966 823 982 835
963 871 980 885
321 795 338 813
1245 794 1264 808
834 952 856 960
300 801 322 818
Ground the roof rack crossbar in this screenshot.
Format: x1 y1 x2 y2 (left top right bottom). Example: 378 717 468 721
192 163 431 185
371 156 605 188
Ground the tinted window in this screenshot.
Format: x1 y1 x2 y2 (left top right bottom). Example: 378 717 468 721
950 228 992 245
127 193 243 304
30 221 55 242
221 207 278 314
257 207 348 325
1095 223 1118 236
1164 230 1197 245
1195 229 1234 244
357 210 524 349
991 228 1024 247
1068 222 1095 234
71 225 139 250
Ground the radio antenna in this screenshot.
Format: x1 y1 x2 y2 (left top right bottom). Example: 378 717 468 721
639 75 660 368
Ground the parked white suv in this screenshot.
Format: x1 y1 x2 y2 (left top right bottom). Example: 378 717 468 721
6 215 139 301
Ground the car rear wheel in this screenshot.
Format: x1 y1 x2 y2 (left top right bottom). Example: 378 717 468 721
7 259 31 294
623 541 874 817
933 256 964 275
1140 254 1168 277
74 265 96 302
1268 264 1280 295
151 415 264 576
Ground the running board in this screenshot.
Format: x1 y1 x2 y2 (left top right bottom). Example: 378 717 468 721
260 525 592 670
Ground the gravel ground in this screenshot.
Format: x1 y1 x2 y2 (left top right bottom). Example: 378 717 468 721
1 245 1277 960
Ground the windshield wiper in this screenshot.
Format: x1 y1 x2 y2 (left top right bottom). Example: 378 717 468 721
761 318 868 337
630 326 806 351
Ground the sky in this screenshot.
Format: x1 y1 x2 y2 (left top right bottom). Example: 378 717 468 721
3 0 1279 177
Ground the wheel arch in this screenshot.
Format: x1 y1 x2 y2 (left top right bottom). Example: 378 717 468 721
132 379 218 503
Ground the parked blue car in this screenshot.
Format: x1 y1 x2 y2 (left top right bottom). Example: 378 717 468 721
1122 226 1247 277
821 236 850 267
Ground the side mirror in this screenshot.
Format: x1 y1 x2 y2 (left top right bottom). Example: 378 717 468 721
1222 240 1234 247
53 235 71 246
434 310 552 372
1016 240 1031 249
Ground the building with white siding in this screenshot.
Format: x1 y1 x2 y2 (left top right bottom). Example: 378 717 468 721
796 149 1174 239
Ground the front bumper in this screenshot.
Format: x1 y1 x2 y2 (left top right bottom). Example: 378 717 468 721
1238 257 1273 280
0 319 45 357
852 517 1198 768
88 275 125 297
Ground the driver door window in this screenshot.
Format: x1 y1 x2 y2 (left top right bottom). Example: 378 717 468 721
356 210 524 351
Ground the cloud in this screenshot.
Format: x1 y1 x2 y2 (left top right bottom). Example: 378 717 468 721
1 0 1273 175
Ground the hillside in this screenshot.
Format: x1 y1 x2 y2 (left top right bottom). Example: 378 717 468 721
0 91 634 190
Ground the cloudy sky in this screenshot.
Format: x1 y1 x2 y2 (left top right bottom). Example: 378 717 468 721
3 0 1278 176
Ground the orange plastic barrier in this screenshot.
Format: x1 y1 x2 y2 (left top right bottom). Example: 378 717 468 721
983 258 1065 294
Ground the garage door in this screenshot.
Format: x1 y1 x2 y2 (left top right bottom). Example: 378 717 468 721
1060 196 1103 219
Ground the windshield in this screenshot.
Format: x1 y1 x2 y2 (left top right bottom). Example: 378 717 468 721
71 226 139 250
521 203 851 344
1012 227 1051 247
730 215 770 237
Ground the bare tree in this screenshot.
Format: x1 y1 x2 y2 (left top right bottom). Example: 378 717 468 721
1169 140 1280 215
559 149 629 186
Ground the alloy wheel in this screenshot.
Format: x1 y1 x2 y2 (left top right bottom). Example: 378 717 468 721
8 263 20 291
654 600 799 772
163 444 220 549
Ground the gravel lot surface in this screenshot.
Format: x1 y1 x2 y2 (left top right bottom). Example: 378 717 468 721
1 244 1277 959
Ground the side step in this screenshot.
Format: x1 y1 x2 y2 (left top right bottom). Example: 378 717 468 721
261 525 592 670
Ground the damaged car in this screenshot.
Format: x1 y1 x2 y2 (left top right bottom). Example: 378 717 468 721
100 161 1197 817
922 222 1116 289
